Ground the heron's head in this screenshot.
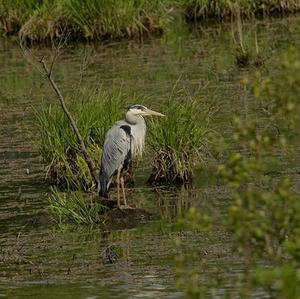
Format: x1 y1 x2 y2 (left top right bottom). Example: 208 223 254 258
127 104 165 117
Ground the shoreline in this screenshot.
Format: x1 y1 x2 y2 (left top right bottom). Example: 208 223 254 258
1 1 300 44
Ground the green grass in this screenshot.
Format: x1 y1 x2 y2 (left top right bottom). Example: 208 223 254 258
148 89 215 184
2 0 300 43
61 0 170 40
0 0 40 34
15 0 171 43
183 0 300 20
35 83 214 188
49 187 104 224
19 1 72 43
34 88 126 190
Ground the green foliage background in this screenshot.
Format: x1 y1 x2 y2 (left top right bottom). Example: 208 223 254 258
177 47 300 298
1 0 300 42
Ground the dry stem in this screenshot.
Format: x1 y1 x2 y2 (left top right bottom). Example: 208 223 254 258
38 56 99 186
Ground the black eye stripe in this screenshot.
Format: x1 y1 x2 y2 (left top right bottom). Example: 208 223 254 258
129 105 145 110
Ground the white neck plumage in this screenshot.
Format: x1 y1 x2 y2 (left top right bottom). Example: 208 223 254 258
125 110 143 125
125 111 146 157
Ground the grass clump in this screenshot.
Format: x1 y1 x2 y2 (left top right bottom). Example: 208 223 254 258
49 187 103 224
183 0 300 20
61 0 169 40
14 0 171 43
35 88 125 190
0 0 40 35
19 1 76 44
148 91 214 184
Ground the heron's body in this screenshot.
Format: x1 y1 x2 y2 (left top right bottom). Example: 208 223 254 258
98 105 163 208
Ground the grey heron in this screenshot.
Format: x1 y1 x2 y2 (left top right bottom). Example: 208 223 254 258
98 104 165 208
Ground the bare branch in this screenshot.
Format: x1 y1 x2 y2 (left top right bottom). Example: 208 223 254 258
49 29 70 76
39 56 99 186
20 33 100 193
19 42 44 75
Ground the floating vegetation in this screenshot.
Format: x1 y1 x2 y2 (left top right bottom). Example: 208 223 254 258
34 88 126 190
148 90 214 184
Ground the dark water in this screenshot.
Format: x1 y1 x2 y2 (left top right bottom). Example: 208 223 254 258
1 17 300 298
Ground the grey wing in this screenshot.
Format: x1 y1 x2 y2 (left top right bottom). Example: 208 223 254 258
99 124 131 194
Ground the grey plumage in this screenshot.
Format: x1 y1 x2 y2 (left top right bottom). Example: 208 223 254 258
98 122 132 197
98 104 164 206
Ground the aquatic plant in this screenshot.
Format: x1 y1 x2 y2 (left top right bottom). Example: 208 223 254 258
232 3 251 67
0 0 40 35
49 187 103 224
34 88 125 190
233 28 266 68
61 0 169 39
230 3 266 68
17 0 171 43
148 91 214 184
19 1 75 44
183 0 300 20
2 0 300 43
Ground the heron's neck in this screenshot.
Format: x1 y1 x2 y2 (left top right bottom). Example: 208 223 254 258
125 111 145 125
125 112 146 157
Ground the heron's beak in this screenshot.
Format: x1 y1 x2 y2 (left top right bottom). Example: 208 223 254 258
145 108 165 117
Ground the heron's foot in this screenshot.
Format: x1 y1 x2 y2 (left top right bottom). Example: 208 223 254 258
118 204 134 210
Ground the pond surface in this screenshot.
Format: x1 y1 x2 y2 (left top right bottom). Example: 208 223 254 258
1 16 300 298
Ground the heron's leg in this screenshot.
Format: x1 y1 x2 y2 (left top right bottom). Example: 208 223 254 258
120 176 127 207
116 170 121 208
